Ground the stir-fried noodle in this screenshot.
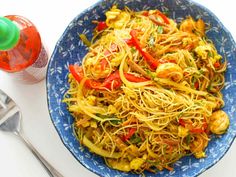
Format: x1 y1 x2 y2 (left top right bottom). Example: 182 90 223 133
64 6 229 173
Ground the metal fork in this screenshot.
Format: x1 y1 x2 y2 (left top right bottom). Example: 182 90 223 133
0 89 63 177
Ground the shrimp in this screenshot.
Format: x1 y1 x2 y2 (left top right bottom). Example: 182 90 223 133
105 5 130 29
156 63 183 82
180 17 206 36
196 19 205 36
180 17 195 34
209 110 230 135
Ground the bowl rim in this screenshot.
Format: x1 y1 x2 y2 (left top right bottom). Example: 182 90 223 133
46 0 236 176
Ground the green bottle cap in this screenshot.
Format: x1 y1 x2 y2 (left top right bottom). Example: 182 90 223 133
0 17 20 50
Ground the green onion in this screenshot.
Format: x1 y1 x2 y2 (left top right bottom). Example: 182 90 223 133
95 113 119 123
198 69 204 75
130 133 142 144
146 69 156 80
131 47 136 53
157 26 163 34
207 83 212 92
191 77 197 88
162 9 170 16
110 119 122 125
79 33 91 47
148 35 155 47
207 51 213 58
186 134 191 145
146 160 159 166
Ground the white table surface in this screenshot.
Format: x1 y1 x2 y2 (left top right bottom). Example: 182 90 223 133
0 1 236 177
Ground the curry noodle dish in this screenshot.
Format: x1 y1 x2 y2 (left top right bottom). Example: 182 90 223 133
63 6 230 173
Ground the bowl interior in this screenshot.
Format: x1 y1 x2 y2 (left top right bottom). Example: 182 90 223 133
47 0 236 176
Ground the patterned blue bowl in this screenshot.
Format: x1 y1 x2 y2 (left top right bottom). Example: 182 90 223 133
46 0 236 176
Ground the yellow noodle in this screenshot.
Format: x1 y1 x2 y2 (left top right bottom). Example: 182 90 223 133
64 6 227 174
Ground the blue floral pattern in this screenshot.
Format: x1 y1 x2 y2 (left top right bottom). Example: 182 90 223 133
46 0 236 176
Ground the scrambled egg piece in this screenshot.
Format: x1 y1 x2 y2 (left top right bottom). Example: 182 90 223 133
194 41 222 64
130 158 145 170
194 151 206 159
108 105 117 114
178 126 189 138
86 95 96 106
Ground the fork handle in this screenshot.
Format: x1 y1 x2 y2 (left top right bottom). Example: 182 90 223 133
17 132 63 177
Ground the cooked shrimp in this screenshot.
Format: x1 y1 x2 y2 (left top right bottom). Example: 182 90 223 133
209 110 230 135
156 63 183 82
106 5 130 29
180 17 195 34
180 17 206 36
196 19 205 36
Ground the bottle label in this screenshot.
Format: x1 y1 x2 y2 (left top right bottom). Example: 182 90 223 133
10 45 48 84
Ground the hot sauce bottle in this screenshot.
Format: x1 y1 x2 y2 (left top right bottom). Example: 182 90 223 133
0 15 48 84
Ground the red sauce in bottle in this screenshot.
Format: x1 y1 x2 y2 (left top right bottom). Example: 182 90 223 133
0 15 48 84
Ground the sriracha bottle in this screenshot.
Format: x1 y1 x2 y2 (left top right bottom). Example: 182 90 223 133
0 15 48 84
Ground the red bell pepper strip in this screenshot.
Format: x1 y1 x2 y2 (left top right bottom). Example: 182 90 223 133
69 65 83 82
194 81 199 89
69 65 102 89
156 11 170 24
190 126 206 133
141 10 169 24
101 70 123 90
124 38 134 45
178 118 207 133
102 70 149 89
142 11 149 16
129 30 159 70
69 65 149 90
124 73 149 82
96 21 108 31
213 61 220 68
142 11 149 17
122 128 137 141
178 118 186 127
85 79 103 89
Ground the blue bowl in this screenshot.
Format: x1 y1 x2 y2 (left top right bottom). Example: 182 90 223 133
46 0 236 176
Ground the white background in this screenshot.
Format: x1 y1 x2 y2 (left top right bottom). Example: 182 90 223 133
0 0 236 177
